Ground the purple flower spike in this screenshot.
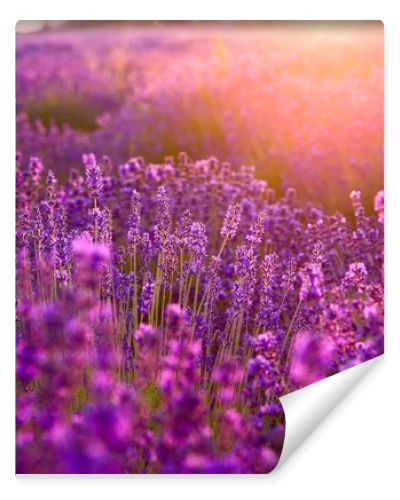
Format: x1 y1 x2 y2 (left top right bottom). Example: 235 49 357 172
84 153 103 200
289 332 336 387
220 203 242 240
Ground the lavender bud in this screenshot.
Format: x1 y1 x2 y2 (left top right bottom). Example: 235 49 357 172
84 153 103 200
154 186 172 251
175 209 193 250
140 272 154 315
299 263 324 301
220 203 242 240
46 170 57 207
127 190 141 253
189 222 208 274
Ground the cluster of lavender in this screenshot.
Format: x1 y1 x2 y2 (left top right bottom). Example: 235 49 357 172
16 151 383 473
16 26 383 213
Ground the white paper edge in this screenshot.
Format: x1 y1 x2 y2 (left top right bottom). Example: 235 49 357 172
274 354 383 472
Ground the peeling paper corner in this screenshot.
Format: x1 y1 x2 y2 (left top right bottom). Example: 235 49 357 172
274 355 383 472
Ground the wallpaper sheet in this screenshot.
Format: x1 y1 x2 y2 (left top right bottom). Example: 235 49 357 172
15 20 384 474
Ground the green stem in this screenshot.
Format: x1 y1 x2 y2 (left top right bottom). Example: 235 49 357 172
168 271 174 305
197 237 227 316
178 249 184 306
192 275 200 326
184 275 193 310
217 237 228 259
283 298 302 352
133 248 139 331
93 197 98 243
150 254 162 326
234 309 244 355
160 282 166 328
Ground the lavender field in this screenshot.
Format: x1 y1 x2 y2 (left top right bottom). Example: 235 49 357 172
16 21 384 474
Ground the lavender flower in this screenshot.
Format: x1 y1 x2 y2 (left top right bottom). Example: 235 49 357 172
289 332 336 387
53 205 70 270
281 258 297 293
175 209 193 250
299 263 324 302
245 209 267 247
220 203 242 240
46 170 57 207
140 272 154 315
259 253 279 327
140 232 153 268
72 237 110 288
189 222 208 274
84 153 103 201
28 156 44 186
127 190 142 253
342 262 368 295
154 186 172 251
233 244 257 311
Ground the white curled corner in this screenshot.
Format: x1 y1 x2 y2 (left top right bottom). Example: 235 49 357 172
274 354 383 471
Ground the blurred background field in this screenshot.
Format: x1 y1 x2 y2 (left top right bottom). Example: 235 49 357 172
16 21 383 214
